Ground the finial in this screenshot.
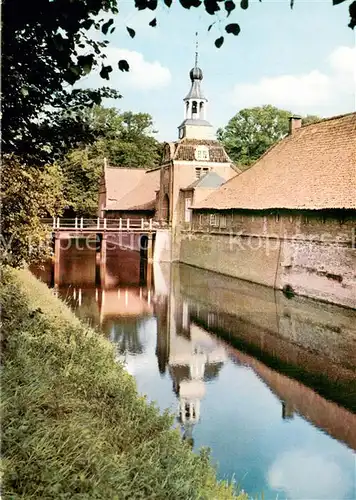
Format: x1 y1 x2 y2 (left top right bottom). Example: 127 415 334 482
195 32 198 68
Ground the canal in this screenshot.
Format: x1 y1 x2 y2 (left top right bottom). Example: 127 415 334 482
33 239 356 500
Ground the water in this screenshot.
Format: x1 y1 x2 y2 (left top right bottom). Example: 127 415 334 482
34 240 356 500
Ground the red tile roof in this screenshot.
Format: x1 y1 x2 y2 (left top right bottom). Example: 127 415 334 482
194 113 356 211
105 167 146 207
106 167 160 211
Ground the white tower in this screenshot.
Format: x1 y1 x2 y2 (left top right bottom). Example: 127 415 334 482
178 37 215 141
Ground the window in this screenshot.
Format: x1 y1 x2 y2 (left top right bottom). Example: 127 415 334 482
220 215 227 228
195 145 210 161
195 166 210 179
210 214 218 227
192 101 197 114
199 214 204 226
184 197 192 223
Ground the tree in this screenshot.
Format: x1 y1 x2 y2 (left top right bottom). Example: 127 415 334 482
61 107 161 216
2 0 354 159
1 157 65 267
302 115 322 126
2 0 122 161
217 106 321 168
91 110 161 168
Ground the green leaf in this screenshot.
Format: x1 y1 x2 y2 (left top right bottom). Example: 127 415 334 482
224 0 235 16
102 19 114 35
21 87 29 97
164 0 172 6
147 0 158 10
215 36 224 48
118 60 130 72
77 55 94 75
82 19 94 30
127 26 136 38
99 65 113 80
204 0 220 15
149 17 157 27
179 0 202 8
225 23 240 35
240 0 248 9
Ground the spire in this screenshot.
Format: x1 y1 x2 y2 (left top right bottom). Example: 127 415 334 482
195 31 198 68
178 34 214 140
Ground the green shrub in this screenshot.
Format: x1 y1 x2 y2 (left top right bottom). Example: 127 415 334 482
1 267 246 499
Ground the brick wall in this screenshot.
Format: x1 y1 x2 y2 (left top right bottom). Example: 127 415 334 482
176 209 356 308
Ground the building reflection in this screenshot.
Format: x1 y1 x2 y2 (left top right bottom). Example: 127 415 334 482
33 250 356 452
154 262 356 452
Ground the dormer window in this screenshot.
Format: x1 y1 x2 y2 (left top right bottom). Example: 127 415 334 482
195 145 209 161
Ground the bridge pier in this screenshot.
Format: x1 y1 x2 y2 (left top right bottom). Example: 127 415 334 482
99 234 107 289
53 232 61 287
146 234 154 288
147 233 153 263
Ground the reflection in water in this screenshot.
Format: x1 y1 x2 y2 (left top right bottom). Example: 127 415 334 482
33 241 356 500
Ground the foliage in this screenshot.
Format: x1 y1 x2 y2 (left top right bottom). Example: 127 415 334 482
3 0 354 159
301 114 322 126
90 109 161 168
60 148 104 217
1 267 247 500
1 156 65 267
61 107 161 216
217 106 321 167
130 0 355 50
2 0 122 161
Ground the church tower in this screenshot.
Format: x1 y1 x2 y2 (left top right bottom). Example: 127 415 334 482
178 39 215 141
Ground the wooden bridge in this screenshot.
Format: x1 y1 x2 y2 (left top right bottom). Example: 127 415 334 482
45 218 157 287
43 217 157 233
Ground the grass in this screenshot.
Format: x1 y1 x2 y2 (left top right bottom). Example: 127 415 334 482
1 267 247 499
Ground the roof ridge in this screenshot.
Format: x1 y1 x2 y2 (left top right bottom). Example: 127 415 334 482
193 111 356 211
146 165 161 172
298 111 356 130
105 165 146 171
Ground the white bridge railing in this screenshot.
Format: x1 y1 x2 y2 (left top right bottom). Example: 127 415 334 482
42 217 156 231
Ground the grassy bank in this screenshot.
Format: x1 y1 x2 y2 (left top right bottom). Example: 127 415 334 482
1 267 246 499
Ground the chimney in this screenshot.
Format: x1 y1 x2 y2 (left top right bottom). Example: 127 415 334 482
289 115 302 135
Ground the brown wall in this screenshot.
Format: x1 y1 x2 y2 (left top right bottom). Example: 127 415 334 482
176 209 356 308
172 263 356 412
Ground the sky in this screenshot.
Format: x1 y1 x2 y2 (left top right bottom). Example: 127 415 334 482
79 0 356 141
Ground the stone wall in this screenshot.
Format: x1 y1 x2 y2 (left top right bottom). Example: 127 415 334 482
176 209 356 308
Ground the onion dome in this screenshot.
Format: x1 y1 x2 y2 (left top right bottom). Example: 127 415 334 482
190 66 203 81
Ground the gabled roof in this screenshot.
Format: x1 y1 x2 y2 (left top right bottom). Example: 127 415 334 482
193 113 356 211
104 167 146 205
106 168 160 211
183 171 226 191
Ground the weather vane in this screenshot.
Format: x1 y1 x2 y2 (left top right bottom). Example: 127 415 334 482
195 31 199 67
